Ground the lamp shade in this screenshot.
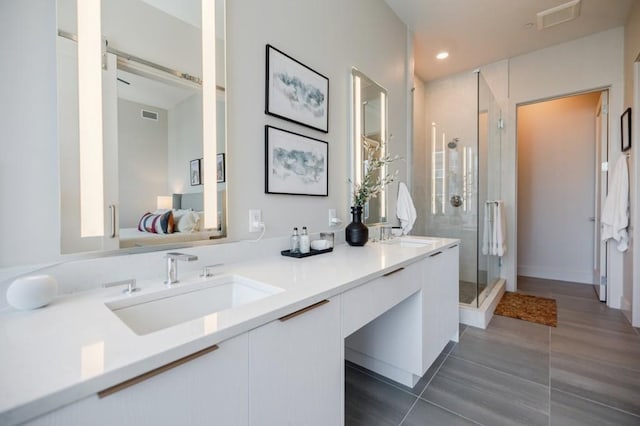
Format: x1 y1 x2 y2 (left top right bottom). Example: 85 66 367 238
157 196 172 210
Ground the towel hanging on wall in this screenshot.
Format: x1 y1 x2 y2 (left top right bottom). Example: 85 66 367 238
601 155 629 252
396 182 417 235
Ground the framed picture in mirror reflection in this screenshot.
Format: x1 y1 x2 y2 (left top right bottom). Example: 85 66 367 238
217 153 225 183
190 159 201 186
621 107 632 152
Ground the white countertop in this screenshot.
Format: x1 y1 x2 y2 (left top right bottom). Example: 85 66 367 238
0 237 457 425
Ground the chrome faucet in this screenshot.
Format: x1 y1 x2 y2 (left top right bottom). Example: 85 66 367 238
164 252 198 285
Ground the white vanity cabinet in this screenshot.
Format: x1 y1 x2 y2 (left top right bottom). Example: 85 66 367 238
248 296 342 426
422 243 459 370
24 334 249 426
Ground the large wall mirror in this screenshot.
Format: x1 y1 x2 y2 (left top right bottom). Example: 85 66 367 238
56 0 227 254
351 68 389 225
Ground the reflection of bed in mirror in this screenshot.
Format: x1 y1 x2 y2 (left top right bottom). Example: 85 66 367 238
119 192 226 248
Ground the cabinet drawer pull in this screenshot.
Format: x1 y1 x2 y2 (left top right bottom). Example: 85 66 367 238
279 299 329 321
448 244 459 249
98 344 219 398
383 267 405 277
429 251 443 257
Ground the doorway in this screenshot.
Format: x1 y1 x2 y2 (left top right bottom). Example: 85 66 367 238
516 91 608 288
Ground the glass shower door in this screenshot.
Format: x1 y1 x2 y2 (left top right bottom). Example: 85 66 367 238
423 71 501 307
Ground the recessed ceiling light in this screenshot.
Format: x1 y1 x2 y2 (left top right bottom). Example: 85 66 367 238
436 51 449 60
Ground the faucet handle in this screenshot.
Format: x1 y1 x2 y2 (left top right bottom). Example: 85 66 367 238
166 252 198 262
103 279 139 294
200 263 224 278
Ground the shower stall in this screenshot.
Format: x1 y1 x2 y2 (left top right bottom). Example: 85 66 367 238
415 71 503 311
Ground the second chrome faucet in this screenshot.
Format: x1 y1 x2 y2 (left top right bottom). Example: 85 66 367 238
164 252 198 285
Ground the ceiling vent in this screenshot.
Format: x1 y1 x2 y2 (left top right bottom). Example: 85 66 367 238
141 109 159 121
537 0 582 30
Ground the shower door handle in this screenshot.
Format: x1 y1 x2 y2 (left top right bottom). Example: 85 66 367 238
589 217 596 222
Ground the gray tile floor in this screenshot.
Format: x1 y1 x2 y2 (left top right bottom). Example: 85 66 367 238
345 276 640 425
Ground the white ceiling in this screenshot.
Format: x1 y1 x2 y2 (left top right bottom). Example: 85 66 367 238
384 0 635 82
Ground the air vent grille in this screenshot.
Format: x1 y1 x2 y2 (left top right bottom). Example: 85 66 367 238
141 109 159 121
537 0 581 30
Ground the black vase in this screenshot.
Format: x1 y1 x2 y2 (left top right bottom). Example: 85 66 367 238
346 206 368 246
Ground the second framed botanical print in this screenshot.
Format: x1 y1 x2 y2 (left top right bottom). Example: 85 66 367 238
265 125 328 196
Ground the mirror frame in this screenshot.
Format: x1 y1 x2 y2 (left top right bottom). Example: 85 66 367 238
350 67 389 225
57 0 229 258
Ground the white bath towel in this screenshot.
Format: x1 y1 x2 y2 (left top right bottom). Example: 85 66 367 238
493 201 506 257
482 202 491 255
601 155 629 252
396 182 417 235
482 201 506 256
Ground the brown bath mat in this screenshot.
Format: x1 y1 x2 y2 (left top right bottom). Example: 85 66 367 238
494 292 557 327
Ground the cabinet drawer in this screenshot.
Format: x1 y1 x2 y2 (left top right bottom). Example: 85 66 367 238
342 262 421 337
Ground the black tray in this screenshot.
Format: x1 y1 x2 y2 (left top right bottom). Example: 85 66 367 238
281 247 333 258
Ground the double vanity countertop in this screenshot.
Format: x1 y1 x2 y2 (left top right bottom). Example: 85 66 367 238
0 237 458 425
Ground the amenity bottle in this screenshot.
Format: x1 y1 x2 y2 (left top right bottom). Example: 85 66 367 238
290 227 300 253
300 227 310 254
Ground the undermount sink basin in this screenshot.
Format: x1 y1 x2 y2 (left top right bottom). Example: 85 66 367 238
396 236 439 248
106 274 283 335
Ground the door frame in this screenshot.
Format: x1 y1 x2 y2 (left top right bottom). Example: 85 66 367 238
514 88 609 289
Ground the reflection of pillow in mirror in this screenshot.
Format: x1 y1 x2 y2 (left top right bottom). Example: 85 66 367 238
172 209 192 224
195 211 205 231
138 211 175 234
176 211 200 233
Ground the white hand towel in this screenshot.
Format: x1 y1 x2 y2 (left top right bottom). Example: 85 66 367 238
396 182 417 235
601 155 629 252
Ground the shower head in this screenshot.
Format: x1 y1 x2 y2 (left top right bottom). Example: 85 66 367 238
447 138 459 149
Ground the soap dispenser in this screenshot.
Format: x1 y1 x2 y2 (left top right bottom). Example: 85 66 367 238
300 226 310 254
290 227 301 253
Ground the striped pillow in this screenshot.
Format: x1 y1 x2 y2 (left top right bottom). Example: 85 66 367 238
138 211 175 234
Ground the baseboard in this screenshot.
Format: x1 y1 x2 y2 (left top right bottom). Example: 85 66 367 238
344 346 420 388
517 266 594 284
459 279 505 329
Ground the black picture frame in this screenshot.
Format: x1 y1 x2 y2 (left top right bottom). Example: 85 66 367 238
265 125 328 196
190 159 201 186
621 107 632 152
217 153 225 183
265 44 329 133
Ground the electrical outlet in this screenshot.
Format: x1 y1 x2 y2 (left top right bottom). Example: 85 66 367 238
249 209 262 232
328 208 343 226
328 209 338 226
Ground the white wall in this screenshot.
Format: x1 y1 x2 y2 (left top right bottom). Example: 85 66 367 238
168 93 203 195
411 77 426 235
517 93 600 284
225 0 408 240
0 0 408 268
506 27 625 304
118 99 169 227
0 0 60 268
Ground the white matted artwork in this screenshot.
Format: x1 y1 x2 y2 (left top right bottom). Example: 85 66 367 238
265 44 329 133
265 125 328 196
